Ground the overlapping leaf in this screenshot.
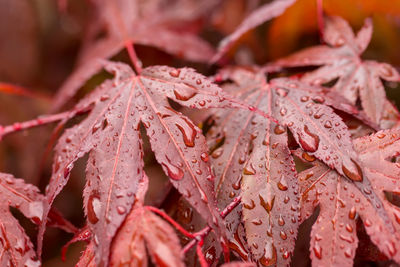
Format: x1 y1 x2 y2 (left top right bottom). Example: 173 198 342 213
297 129 400 266
0 173 43 267
110 206 184 267
207 67 368 264
52 0 218 110
270 16 400 125
41 61 249 264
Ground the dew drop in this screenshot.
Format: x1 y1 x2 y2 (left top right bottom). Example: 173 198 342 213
87 193 101 224
280 107 287 116
313 243 322 259
298 125 320 152
274 125 286 135
176 117 197 147
200 152 209 162
344 248 352 258
302 152 316 162
324 121 332 128
300 96 309 102
100 95 110 101
244 163 256 175
259 189 275 213
280 231 287 240
342 158 363 182
252 219 262 225
278 215 285 226
364 219 372 227
173 87 197 101
377 133 386 139
259 242 277 266
277 176 288 191
211 147 223 158
117 205 126 215
243 199 255 210
169 69 181 77
312 96 325 104
345 224 353 233
162 158 184 180
339 234 354 243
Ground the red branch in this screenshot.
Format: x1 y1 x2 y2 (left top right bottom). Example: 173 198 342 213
0 111 71 140
196 238 208 267
124 40 143 75
145 206 195 239
181 196 242 255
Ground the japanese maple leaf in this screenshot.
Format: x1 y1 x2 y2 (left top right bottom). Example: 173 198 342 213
212 0 296 63
40 61 246 264
52 0 218 110
270 16 400 125
0 173 43 267
206 67 364 265
76 159 184 267
297 129 400 266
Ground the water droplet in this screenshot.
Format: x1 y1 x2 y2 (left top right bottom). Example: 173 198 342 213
344 248 352 258
162 157 184 180
282 251 290 259
345 224 353 233
313 243 322 259
278 215 285 226
342 158 363 182
339 234 354 243
199 100 206 106
100 95 110 101
211 147 223 158
252 219 262 225
169 69 181 77
364 219 372 227
228 230 249 261
243 199 255 210
377 133 386 139
117 206 126 215
277 176 288 191
298 125 320 152
276 88 288 97
312 96 325 104
274 125 286 135
302 152 316 162
176 117 197 147
324 121 332 128
200 152 209 162
280 108 287 116
196 79 202 85
259 242 277 266
28 201 43 223
87 193 101 224
173 87 197 101
300 96 309 102
244 163 256 175
280 231 287 240
259 190 275 213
